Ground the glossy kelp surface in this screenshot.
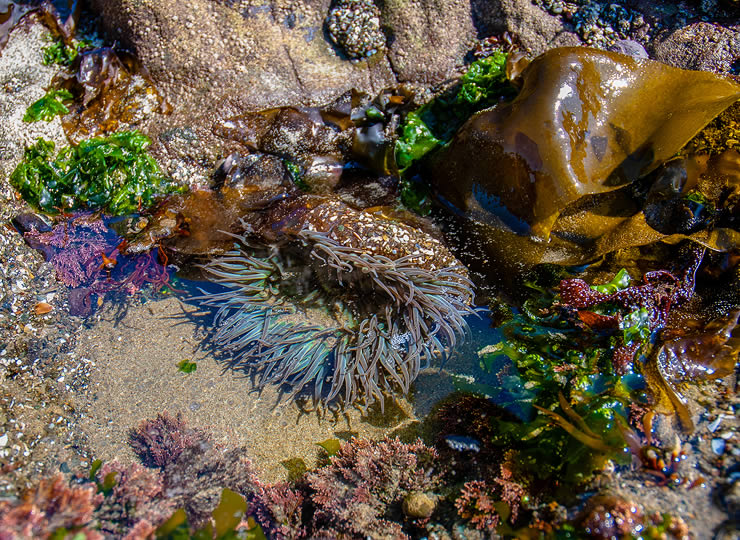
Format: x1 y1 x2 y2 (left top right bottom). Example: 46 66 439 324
429 47 740 273
53 47 170 143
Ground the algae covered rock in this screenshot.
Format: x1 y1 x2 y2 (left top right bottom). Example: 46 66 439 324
429 47 740 270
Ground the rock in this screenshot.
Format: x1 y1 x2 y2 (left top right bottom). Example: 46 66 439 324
608 39 649 59
82 0 578 179
402 491 436 519
86 0 396 113
86 0 579 114
379 0 477 83
469 0 580 56
83 0 397 178
649 22 740 74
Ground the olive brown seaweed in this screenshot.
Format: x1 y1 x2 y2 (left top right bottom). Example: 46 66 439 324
430 47 740 269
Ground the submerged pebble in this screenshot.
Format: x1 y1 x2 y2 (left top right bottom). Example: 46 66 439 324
712 438 727 455
608 39 648 59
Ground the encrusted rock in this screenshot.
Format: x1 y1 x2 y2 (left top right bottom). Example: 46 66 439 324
650 22 740 74
326 0 385 60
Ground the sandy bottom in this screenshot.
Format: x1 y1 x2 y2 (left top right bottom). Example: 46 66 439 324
74 295 468 482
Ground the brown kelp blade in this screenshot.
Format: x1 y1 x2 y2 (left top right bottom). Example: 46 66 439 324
431 47 740 276
432 47 740 242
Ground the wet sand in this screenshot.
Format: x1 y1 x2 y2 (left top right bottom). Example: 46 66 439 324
74 295 465 482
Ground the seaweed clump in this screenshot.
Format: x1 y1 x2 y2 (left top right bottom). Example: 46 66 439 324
41 34 92 67
395 51 513 171
438 264 687 502
254 437 442 539
19 212 177 316
428 47 740 273
0 474 101 539
0 412 265 538
22 89 73 123
394 51 516 213
9 131 185 215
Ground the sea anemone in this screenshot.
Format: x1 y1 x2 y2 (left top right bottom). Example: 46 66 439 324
198 197 475 408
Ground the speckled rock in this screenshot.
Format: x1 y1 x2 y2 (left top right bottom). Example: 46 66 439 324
86 0 396 112
468 0 580 56
0 17 96 497
649 22 740 74
83 0 579 180
378 0 477 83
82 0 398 184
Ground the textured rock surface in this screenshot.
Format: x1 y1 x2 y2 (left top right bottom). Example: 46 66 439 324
470 0 580 53
82 0 577 183
650 22 740 74
379 0 477 83
86 0 396 114
86 0 579 110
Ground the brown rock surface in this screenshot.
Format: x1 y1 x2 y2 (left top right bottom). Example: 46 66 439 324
650 22 740 74
470 0 580 54
86 0 578 114
379 0 477 83
87 0 396 113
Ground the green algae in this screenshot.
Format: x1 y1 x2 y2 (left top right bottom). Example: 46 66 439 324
316 438 341 457
395 52 513 170
590 268 631 294
41 36 91 67
23 89 73 123
282 158 309 192
451 274 649 491
10 131 186 215
457 52 509 106
177 359 197 374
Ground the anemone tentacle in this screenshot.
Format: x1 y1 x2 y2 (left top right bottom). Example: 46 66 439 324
197 198 477 408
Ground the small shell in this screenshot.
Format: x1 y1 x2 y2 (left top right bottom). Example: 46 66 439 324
33 302 52 315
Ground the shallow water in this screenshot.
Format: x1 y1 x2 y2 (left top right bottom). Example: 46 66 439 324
74 291 486 483
0 7 737 538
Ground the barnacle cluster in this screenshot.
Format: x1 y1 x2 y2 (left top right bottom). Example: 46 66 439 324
326 0 385 60
533 0 645 48
199 197 475 408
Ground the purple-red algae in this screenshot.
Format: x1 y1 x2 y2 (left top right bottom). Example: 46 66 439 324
0 474 102 539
